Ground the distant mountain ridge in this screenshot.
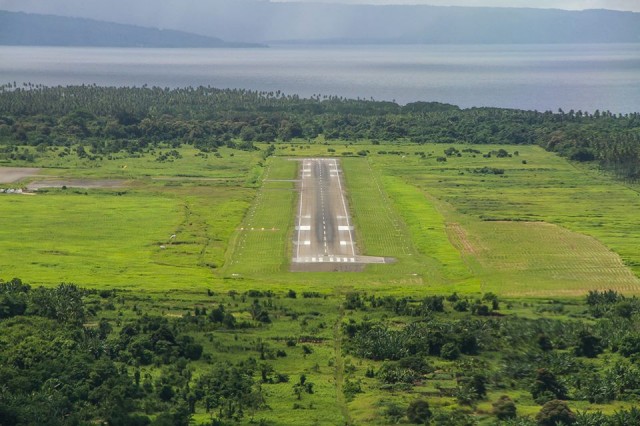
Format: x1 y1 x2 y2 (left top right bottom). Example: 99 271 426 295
0 10 264 48
2 3 640 45
264 5 640 45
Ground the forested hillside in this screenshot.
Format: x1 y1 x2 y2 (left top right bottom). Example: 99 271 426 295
4 1 640 44
1 85 639 181
0 10 261 48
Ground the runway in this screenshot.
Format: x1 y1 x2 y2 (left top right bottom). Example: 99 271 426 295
292 158 387 271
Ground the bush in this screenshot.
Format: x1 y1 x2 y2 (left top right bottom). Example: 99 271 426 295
453 300 469 312
574 330 603 358
440 342 460 360
619 333 640 357
377 363 419 385
407 399 432 424
531 369 568 402
493 395 517 420
397 356 433 374
535 400 576 426
431 409 476 425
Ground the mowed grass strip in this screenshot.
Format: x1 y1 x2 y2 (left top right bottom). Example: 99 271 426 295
223 157 298 276
379 174 471 282
340 157 410 258
342 157 478 291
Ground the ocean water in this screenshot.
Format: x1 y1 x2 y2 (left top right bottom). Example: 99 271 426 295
1 44 639 113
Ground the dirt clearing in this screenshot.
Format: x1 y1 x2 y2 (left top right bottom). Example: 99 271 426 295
27 179 127 190
0 167 40 183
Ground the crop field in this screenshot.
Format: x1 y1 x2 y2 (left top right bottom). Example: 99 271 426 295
457 221 640 296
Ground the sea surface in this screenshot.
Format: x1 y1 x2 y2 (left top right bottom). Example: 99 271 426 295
1 44 640 113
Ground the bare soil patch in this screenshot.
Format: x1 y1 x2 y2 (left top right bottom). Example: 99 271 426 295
0 167 40 183
27 179 127 190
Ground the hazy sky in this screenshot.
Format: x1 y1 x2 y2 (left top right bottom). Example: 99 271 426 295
1 0 639 12
273 0 640 11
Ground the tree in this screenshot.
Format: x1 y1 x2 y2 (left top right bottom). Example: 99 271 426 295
406 399 432 424
614 301 635 319
250 299 271 323
574 330 603 358
537 333 553 352
531 369 568 403
619 333 640 357
535 400 576 426
440 342 460 360
492 395 517 420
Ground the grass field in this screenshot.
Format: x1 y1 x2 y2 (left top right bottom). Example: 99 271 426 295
2 142 640 296
364 143 640 295
222 157 298 277
3 141 640 425
0 186 252 290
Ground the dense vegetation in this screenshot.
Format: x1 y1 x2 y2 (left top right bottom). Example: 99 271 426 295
3 279 640 425
1 85 639 181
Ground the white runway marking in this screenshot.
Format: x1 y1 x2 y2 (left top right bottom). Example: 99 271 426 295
293 158 388 266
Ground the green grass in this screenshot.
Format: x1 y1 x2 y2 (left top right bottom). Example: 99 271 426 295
0 186 252 290
341 157 478 292
222 157 298 277
365 143 640 295
4 141 640 425
2 141 640 297
6 145 261 182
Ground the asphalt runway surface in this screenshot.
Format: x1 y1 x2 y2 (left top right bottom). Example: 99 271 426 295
291 158 387 272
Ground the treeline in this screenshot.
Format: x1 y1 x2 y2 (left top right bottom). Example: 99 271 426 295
0 84 639 180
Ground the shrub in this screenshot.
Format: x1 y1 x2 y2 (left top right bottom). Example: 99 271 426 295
531 369 568 402
407 399 432 424
440 342 460 360
574 330 603 358
535 400 576 426
493 395 517 420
